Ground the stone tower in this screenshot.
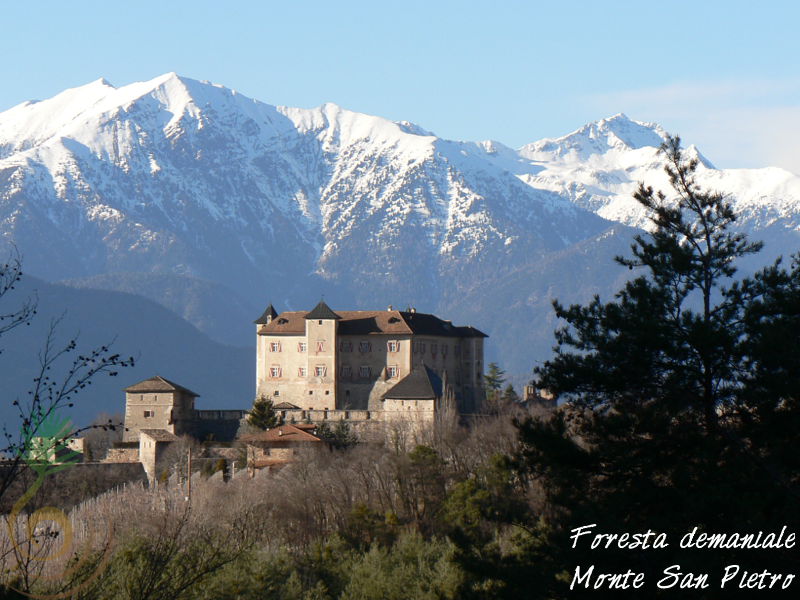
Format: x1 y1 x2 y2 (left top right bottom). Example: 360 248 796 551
303 300 340 411
254 302 279 398
123 375 198 442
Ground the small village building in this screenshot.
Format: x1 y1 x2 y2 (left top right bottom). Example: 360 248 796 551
241 424 324 472
123 375 245 443
122 375 198 442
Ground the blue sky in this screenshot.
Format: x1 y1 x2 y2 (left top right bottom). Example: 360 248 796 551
3 0 799 172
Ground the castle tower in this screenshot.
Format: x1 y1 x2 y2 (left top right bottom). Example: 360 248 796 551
122 375 198 442
254 302 278 398
303 300 340 411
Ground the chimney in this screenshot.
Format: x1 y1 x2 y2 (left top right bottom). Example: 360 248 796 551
410 307 416 314
387 304 393 311
278 429 283 436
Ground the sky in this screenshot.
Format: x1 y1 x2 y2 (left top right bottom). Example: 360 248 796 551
2 0 799 172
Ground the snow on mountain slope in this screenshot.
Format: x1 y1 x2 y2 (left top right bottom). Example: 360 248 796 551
1 75 798 383
0 73 611 308
519 113 671 162
513 113 800 247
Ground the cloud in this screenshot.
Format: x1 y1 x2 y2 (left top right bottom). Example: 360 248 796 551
584 79 800 176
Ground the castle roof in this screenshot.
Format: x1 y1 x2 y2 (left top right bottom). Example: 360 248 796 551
254 303 278 324
259 309 487 338
382 365 443 400
304 300 341 321
124 375 199 397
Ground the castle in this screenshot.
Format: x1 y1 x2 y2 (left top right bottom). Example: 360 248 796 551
255 300 486 415
121 301 487 448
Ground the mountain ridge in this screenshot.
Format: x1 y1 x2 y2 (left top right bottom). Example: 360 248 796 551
1 73 798 394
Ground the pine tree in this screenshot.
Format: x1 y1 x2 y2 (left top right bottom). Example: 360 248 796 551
247 396 279 430
536 136 763 425
500 383 519 404
483 362 506 414
516 136 800 597
317 420 358 450
483 362 506 393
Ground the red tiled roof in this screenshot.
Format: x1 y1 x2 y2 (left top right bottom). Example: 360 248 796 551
241 424 322 443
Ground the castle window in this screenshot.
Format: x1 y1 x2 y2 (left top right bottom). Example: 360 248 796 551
387 365 398 378
455 346 461 357
340 341 352 352
143 410 154 418
270 366 282 378
315 365 327 377
387 340 399 353
298 342 307 353
298 366 307 377
341 365 352 377
359 341 371 353
442 344 448 357
270 342 281 352
431 343 438 356
317 341 325 352
359 365 371 378
274 390 280 396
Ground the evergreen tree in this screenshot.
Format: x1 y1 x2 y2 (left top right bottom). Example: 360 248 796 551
317 420 358 450
483 362 506 393
500 383 519 404
247 396 279 430
516 136 800 598
483 362 506 414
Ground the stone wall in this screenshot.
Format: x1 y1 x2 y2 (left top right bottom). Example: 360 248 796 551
104 447 140 463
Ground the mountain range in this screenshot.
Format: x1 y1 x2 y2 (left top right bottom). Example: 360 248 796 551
1 73 798 425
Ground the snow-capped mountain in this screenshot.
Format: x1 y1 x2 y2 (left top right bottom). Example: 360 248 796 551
515 113 800 247
0 74 606 302
1 74 798 389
